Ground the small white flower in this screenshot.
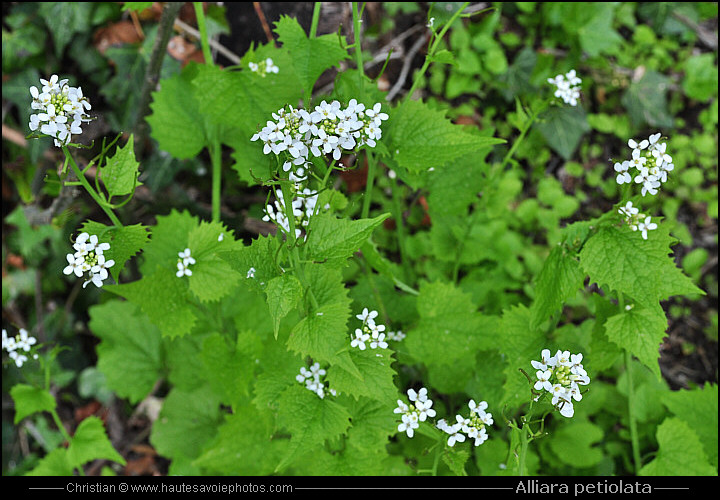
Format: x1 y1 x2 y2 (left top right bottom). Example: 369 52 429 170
446 423 466 446
534 370 553 392
350 329 370 350
247 267 256 279
369 333 388 349
398 413 419 438
356 307 379 324
614 161 632 184
637 216 658 240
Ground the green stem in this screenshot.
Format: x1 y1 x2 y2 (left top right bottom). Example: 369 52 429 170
518 421 530 476
361 151 377 219
310 2 321 38
194 2 213 65
403 3 469 105
63 147 122 228
211 137 222 223
619 292 642 474
351 2 366 101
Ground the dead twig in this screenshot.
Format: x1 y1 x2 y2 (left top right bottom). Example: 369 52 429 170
386 31 429 102
174 18 242 64
253 2 276 46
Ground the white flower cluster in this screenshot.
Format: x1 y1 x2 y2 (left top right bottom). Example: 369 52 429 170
547 70 582 106
531 349 590 418
248 57 279 77
386 330 405 342
176 248 195 277
618 201 658 240
394 387 437 438
437 399 493 447
262 188 324 240
29 74 91 147
614 133 673 196
296 362 336 399
3 328 38 368
350 308 389 350
250 99 389 180
63 232 114 288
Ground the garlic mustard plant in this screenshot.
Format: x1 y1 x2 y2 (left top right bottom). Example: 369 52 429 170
530 349 590 418
3 328 39 368
547 70 582 106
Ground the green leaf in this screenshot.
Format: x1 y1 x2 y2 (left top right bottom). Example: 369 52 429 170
429 49 458 66
38 2 93 57
405 282 498 393
147 67 206 159
11 384 56 424
662 384 718 468
442 448 470 476
307 213 390 264
577 3 623 56
99 137 142 198
193 405 286 475
683 53 719 101
639 418 716 476
151 387 223 462
604 303 667 379
579 224 703 305
275 384 352 472
200 332 262 407
274 15 348 97
536 105 590 160
219 234 282 294
548 420 604 468
107 267 197 339
266 274 304 338
90 300 164 404
498 305 546 406
81 221 150 282
621 70 673 128
387 99 504 172
530 245 585 329
67 417 126 468
139 210 198 275
25 448 74 476
327 348 397 403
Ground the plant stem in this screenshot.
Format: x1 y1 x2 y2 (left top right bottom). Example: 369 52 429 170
194 2 213 65
310 2 321 38
133 1 183 154
63 147 122 228
211 137 222 223
351 2 366 101
617 291 642 473
403 3 469 105
361 151 377 219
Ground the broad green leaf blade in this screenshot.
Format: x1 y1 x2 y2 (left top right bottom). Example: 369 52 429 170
387 99 504 172
536 105 589 160
405 281 499 393
193 405 287 475
219 234 282 294
442 448 470 476
621 70 673 129
67 416 126 468
307 213 390 264
188 256 241 303
99 136 142 198
274 15 348 97
151 387 223 462
662 384 718 469
147 67 206 158
200 331 262 408
81 221 150 282
603 303 667 379
498 305 546 406
90 300 164 404
11 384 56 424
106 267 197 339
548 420 604 468
139 210 198 275
25 448 74 476
639 418 716 476
266 274 304 338
326 348 397 403
579 224 703 305
530 245 585 329
275 384 351 472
